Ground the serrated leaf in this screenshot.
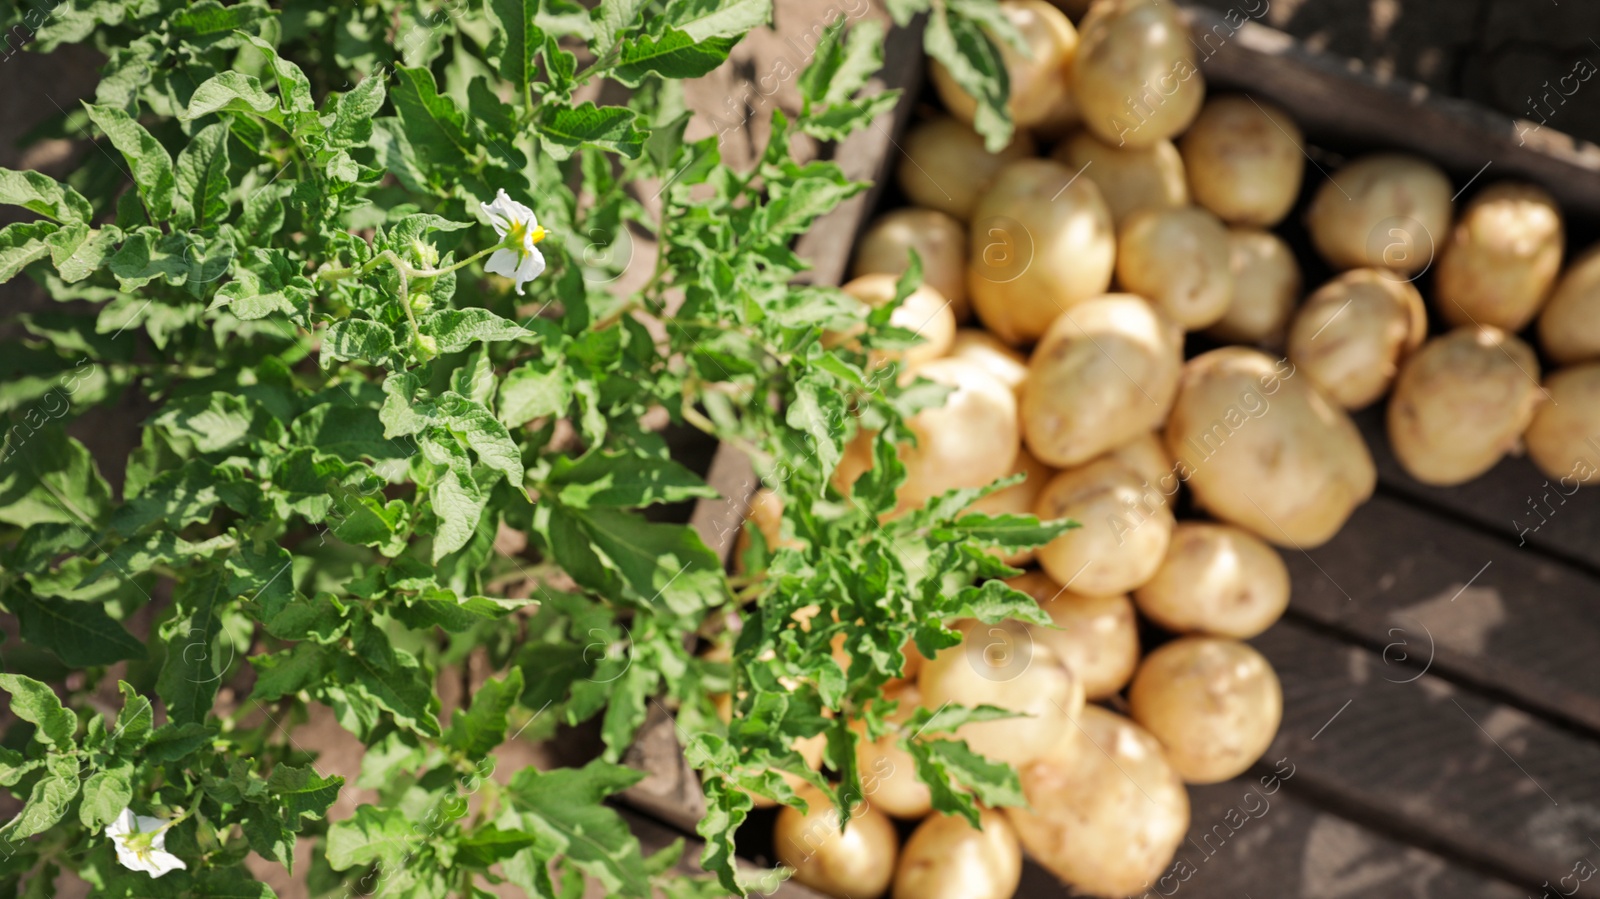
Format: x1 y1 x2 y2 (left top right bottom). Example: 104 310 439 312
488 0 545 93
422 308 531 353
269 765 344 826
181 71 281 122
333 624 441 737
83 103 176 220
0 220 59 282
506 761 648 894
924 5 1012 151
112 681 154 750
537 102 645 160
47 223 123 283
593 0 647 54
0 674 75 746
392 65 475 171
6 587 145 666
669 0 772 41
173 122 231 230
549 450 715 508
79 767 133 830
3 773 78 839
321 318 397 367
0 422 113 528
445 668 523 757
157 569 229 725
949 579 1052 626
326 805 417 871
331 74 387 147
0 167 93 223
241 34 314 113
613 29 736 87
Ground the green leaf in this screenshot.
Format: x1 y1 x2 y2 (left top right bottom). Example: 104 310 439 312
112 681 154 750
331 74 387 147
445 668 524 757
392 65 475 171
2 774 79 839
696 779 754 895
786 374 847 484
433 392 524 487
333 623 442 737
392 590 531 633
327 805 417 871
506 761 648 895
921 737 1025 811
924 5 1013 151
498 359 571 428
157 569 229 725
537 102 645 160
613 29 737 87
112 460 230 535
250 644 329 702
948 579 1052 626
593 0 648 54
934 511 1076 551
0 168 93 223
488 0 545 93
422 308 531 353
549 450 716 508
545 505 723 615
321 319 397 367
173 122 231 230
181 71 281 122
0 422 113 528
145 722 216 762
6 587 146 666
0 674 75 746
79 766 134 830
0 220 59 282
47 223 123 283
456 827 543 868
83 103 176 220
268 765 344 825
668 0 773 41
241 34 315 113
799 18 885 107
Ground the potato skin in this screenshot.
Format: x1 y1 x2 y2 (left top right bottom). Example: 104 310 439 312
1051 132 1189 225
898 116 1037 221
1128 637 1282 784
1133 522 1289 638
1525 364 1600 481
893 809 1023 899
1008 570 1140 699
854 685 933 819
1006 706 1190 898
1033 457 1174 596
1164 347 1375 548
840 273 957 369
1021 295 1183 467
1388 326 1543 486
854 209 971 322
1435 182 1563 331
948 328 1029 395
1116 206 1235 328
1306 153 1453 274
1286 269 1427 409
1179 95 1305 227
1074 0 1204 148
1537 245 1600 365
775 785 899 899
1100 431 1176 490
932 0 1079 130
969 159 1117 344
1206 227 1302 348
969 447 1058 566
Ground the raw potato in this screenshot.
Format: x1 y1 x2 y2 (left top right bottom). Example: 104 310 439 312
1206 228 1302 348
733 488 803 572
775 785 899 899
1129 637 1283 784
1435 182 1563 331
1074 0 1204 148
1286 269 1427 409
893 809 1023 899
1021 295 1183 467
1388 326 1543 486
1008 570 1140 699
854 209 972 322
1179 95 1305 227
1165 347 1375 548
969 159 1117 344
1051 132 1189 224
969 447 1058 566
1007 706 1190 898
1525 364 1600 481
1133 522 1290 638
1033 457 1174 596
932 0 1079 130
917 618 1084 767
833 359 1020 512
898 117 1037 221
854 685 933 819
1116 206 1235 328
1537 245 1600 365
840 273 957 369
1306 152 1453 274
948 329 1029 394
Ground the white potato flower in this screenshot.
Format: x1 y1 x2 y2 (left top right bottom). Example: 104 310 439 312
480 188 548 295
105 808 187 878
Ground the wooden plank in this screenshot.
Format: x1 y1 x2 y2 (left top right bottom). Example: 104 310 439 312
1179 3 1600 216
1253 619 1600 889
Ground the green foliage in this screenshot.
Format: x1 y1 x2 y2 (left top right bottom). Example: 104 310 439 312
0 0 1026 896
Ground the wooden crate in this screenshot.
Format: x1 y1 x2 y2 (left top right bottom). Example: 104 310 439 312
620 5 1600 898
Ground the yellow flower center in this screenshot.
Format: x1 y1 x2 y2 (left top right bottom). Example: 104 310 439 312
508 220 547 248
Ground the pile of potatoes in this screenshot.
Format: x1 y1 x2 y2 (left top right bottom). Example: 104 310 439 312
738 0 1600 896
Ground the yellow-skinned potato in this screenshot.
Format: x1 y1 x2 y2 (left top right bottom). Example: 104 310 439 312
947 329 1029 395
1033 457 1174 596
931 0 1079 130
1165 347 1375 548
1021 295 1183 467
969 159 1117 344
833 360 1020 512
1050 132 1188 224
1116 206 1234 328
898 116 1037 221
1286 269 1427 410
1388 326 1543 486
853 209 971 322
1101 431 1176 490
1074 0 1204 148
1537 245 1600 365
854 685 933 819
1435 182 1563 331
893 810 1023 899
1179 95 1305 226
1306 152 1453 274
1007 706 1190 898
1133 522 1289 638
969 447 1058 566
917 618 1084 767
1525 364 1600 481
1206 228 1302 348
840 274 957 369
1128 637 1282 784
775 784 899 899
1008 570 1140 699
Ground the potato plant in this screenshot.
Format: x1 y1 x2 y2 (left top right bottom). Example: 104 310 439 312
0 1 1065 896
